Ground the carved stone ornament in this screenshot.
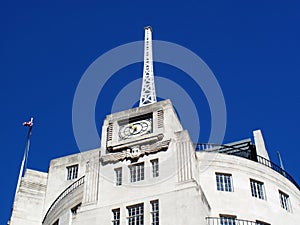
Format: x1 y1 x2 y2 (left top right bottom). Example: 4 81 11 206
127 145 141 159
101 139 170 163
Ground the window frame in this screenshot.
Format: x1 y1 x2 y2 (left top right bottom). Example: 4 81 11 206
150 200 159 225
215 173 233 192
129 162 145 183
127 203 144 225
112 208 120 225
151 159 159 178
52 220 59 225
219 214 237 225
279 190 292 212
71 203 81 216
115 167 122 186
256 220 271 225
250 179 266 200
66 164 79 180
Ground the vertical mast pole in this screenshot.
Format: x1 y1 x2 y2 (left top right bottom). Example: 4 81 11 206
277 151 285 170
14 118 33 198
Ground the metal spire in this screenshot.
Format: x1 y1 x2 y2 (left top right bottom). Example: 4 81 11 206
139 26 157 106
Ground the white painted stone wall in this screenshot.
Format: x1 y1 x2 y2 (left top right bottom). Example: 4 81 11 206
42 149 99 218
9 169 48 225
198 151 300 225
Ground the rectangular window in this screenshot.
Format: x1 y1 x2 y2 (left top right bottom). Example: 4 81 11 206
71 203 81 216
112 208 120 225
115 168 122 186
130 163 144 183
127 203 144 225
279 190 291 212
220 215 236 225
216 173 233 192
151 200 159 225
151 159 159 177
67 164 78 180
250 179 266 200
256 220 270 225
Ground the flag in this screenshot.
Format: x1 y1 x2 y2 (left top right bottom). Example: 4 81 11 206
22 118 33 127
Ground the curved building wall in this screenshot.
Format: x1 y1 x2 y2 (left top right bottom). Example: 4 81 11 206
198 152 300 225
43 183 84 225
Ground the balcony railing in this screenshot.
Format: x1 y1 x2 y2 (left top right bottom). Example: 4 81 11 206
42 176 85 223
195 142 300 190
256 155 299 189
206 217 262 225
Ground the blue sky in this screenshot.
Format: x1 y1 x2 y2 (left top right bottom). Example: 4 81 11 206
1 1 300 223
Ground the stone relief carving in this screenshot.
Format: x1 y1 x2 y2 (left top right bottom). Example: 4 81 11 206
101 139 170 163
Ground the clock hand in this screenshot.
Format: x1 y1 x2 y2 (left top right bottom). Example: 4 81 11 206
130 124 138 133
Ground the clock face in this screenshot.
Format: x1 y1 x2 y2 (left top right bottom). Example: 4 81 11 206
119 119 152 140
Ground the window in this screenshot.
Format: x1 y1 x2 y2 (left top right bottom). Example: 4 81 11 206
279 190 291 212
216 173 233 192
151 159 159 177
151 200 159 225
129 163 144 183
112 208 120 225
115 168 122 186
250 179 266 200
127 203 144 225
220 215 236 225
71 203 81 215
67 164 78 180
256 220 270 225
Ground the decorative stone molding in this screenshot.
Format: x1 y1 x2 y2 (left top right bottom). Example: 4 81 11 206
107 133 164 152
101 139 170 163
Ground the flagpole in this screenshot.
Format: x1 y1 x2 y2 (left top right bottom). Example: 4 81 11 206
14 118 33 199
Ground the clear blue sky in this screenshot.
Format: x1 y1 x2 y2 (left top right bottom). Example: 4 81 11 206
1 1 300 223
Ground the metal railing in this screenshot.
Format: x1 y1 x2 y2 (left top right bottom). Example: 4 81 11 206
195 142 299 190
206 217 259 225
194 142 255 160
256 155 299 189
42 176 85 223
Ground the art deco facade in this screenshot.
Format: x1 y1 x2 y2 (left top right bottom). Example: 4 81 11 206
9 99 300 225
9 27 300 225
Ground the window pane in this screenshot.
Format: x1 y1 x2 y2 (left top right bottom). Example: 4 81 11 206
151 200 159 225
112 208 120 225
151 159 159 178
130 163 144 183
279 190 291 212
250 179 265 200
220 215 236 225
256 220 270 225
115 168 122 186
127 204 144 225
216 173 232 192
66 164 78 180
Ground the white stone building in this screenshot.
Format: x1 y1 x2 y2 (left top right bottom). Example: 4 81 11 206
8 27 300 225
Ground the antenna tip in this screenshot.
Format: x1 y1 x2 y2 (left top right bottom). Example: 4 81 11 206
144 26 152 31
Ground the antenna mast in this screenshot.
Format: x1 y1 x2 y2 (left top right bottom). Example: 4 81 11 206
139 26 157 106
